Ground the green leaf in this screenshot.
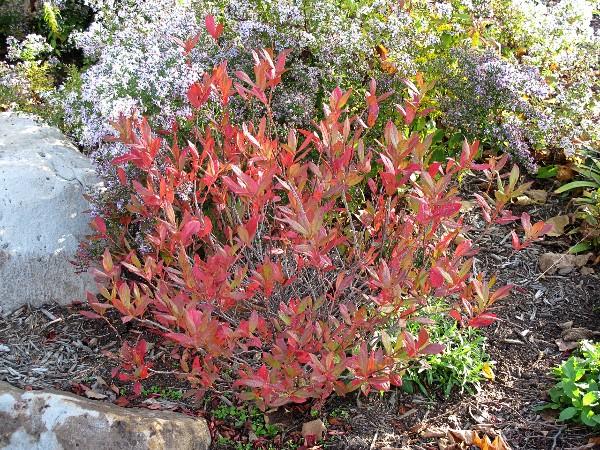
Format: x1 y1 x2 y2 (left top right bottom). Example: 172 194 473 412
555 180 599 194
582 391 598 406
431 128 446 144
580 408 596 427
549 387 564 403
563 360 576 380
568 241 593 254
440 33 453 47
558 407 578 421
430 147 446 162
447 132 464 149
534 403 555 411
536 165 558 179
574 167 600 185
508 165 520 191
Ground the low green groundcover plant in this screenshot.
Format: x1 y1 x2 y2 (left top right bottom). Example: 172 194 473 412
403 309 490 398
540 340 600 428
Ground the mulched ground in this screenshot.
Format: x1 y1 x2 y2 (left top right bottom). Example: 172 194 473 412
1 183 599 450
325 188 600 450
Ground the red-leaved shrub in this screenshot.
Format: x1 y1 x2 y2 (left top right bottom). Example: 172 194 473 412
83 35 550 410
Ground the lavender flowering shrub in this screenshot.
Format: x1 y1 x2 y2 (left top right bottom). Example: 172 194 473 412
0 34 55 106
429 0 599 164
64 0 425 146
0 0 92 122
50 0 598 258
438 48 551 173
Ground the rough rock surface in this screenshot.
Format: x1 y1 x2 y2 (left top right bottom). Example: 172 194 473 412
0 113 99 313
0 382 211 450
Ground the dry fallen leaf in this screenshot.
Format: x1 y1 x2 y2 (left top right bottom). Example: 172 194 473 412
556 164 575 182
302 419 327 443
545 215 570 237
422 427 447 438
561 327 599 342
556 338 579 352
556 326 600 351
588 437 600 445
461 200 476 212
581 266 595 275
84 389 108 400
516 189 548 205
559 321 574 330
421 427 447 438
570 439 600 450
528 189 548 203
527 189 548 203
481 362 495 381
538 252 591 274
426 428 512 450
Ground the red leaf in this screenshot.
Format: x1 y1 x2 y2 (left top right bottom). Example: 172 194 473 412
115 396 130 407
402 332 417 357
449 309 462 323
257 365 269 382
133 381 142 396
80 310 102 320
91 216 107 235
187 82 210 109
468 313 498 328
421 343 445 355
491 284 513 302
135 339 147 359
117 167 127 185
429 267 444 288
181 217 212 244
205 15 223 40
510 230 522 251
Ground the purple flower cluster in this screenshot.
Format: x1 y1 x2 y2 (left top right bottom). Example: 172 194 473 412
441 48 551 172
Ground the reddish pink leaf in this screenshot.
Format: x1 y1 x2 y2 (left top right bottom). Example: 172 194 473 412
421 343 445 355
468 313 498 328
80 310 102 320
205 15 223 40
429 267 444 288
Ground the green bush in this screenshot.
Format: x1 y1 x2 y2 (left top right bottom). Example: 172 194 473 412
541 340 600 428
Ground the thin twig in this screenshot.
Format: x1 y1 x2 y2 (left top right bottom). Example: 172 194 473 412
550 425 565 450
134 317 172 334
369 431 378 450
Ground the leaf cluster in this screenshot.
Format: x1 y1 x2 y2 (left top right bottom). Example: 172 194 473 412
82 24 550 411
541 341 600 428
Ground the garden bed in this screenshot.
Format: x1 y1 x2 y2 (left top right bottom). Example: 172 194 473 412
1 192 598 450
1 1 598 448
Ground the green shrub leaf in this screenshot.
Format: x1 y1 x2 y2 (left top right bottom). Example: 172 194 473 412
555 181 599 194
582 391 598 406
558 407 578 421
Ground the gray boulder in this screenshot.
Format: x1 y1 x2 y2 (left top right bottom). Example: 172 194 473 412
0 381 211 450
0 112 99 313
